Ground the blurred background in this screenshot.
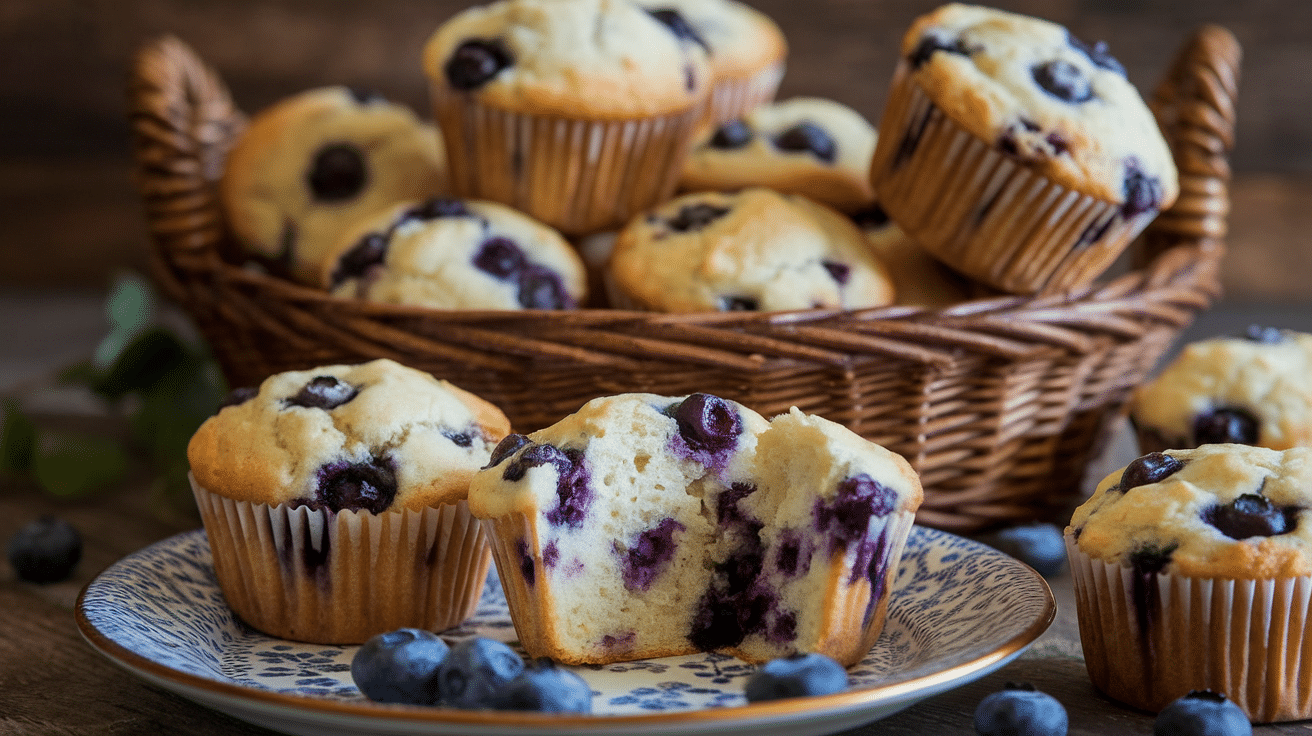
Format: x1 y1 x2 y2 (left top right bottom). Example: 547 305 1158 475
2 0 1310 300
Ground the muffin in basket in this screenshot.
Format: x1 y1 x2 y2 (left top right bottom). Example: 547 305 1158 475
467 392 923 665
852 205 970 309
422 0 712 237
319 197 587 310
869 3 1178 295
1067 444 1312 722
186 359 510 644
219 86 449 284
634 0 788 125
680 96 878 214
607 187 896 312
1131 326 1312 453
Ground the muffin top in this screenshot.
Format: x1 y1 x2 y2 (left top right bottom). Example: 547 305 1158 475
220 86 448 284
1069 445 1312 578
898 3 1177 209
422 0 712 118
635 0 786 80
320 197 587 310
680 97 878 213
187 359 511 512
1131 328 1312 451
609 187 896 313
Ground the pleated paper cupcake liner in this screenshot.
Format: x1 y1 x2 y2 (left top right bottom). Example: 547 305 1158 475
870 65 1158 295
192 477 491 644
1067 532 1312 722
705 62 785 127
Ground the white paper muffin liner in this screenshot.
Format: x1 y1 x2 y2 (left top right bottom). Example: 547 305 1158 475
191 477 491 644
870 65 1159 295
705 62 785 126
1066 531 1312 722
430 88 708 238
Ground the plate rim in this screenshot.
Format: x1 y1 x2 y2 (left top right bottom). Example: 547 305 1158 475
75 526 1055 731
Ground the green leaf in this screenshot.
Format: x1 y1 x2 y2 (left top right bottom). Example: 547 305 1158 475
32 430 129 498
0 399 36 473
105 271 155 334
92 326 193 400
130 355 225 465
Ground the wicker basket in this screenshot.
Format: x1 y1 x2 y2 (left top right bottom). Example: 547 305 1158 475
127 26 1240 534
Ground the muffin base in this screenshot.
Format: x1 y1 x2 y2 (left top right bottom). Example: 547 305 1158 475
1067 532 1312 722
192 479 491 644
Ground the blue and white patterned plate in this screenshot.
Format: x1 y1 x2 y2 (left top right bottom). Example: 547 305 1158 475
77 526 1053 736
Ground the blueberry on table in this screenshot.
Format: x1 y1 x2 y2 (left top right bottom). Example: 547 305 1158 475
979 523 1067 577
973 682 1067 736
1154 690 1252 736
492 658 593 713
743 652 849 703
437 637 526 709
351 628 449 705
8 516 82 583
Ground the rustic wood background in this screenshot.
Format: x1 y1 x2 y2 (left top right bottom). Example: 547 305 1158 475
3 0 1311 298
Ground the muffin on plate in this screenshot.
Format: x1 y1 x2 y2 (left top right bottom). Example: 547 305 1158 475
868 3 1177 295
1067 444 1312 722
220 86 449 284
468 392 923 665
422 0 712 237
186 359 510 643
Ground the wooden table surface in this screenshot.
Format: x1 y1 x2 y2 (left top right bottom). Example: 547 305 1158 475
3 294 1312 735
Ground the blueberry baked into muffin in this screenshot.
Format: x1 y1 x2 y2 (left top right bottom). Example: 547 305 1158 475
320 197 587 310
467 392 923 666
869 3 1178 294
607 187 896 312
680 97 878 214
1131 326 1312 452
220 86 449 284
186 358 511 643
1067 444 1312 722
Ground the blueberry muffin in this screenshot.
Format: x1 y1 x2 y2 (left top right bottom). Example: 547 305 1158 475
635 0 787 124
868 4 1177 295
422 0 712 236
680 97 878 214
320 197 587 310
608 187 896 313
468 392 923 665
1131 327 1312 452
186 359 510 643
1067 444 1312 721
220 86 449 284
853 204 969 308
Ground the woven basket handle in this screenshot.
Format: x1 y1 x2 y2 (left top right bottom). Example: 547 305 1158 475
1138 24 1242 269
128 35 245 273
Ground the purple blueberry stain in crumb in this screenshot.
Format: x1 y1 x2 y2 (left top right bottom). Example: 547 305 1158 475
486 433 532 468
1244 324 1285 343
1068 32 1125 76
822 260 851 286
1193 407 1259 446
285 375 358 410
645 8 709 53
709 120 753 150
618 517 685 591
600 632 636 651
307 143 367 202
716 482 759 528
1118 452 1184 491
517 538 536 586
718 295 759 312
813 474 897 554
542 540 559 570
1031 60 1093 103
773 122 837 163
669 393 744 466
666 203 730 233
219 386 257 410
445 39 513 91
861 528 893 624
907 32 971 69
331 232 390 290
773 529 813 578
311 456 398 514
1203 492 1298 539
1121 161 1164 218
503 443 593 528
768 610 797 643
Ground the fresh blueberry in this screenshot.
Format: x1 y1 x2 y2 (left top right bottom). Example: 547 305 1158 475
1243 324 1285 344
331 232 389 288
667 203 730 232
492 658 593 713
1203 493 1297 539
7 516 82 583
437 637 526 709
907 33 971 68
314 457 397 513
709 119 753 150
1120 452 1184 490
351 628 449 705
219 386 258 409
445 39 513 90
307 143 367 201
486 433 531 468
718 295 759 311
1032 60 1093 103
980 523 1067 577
672 393 742 455
1192 407 1259 446
645 8 709 52
1154 690 1252 736
743 652 849 702
286 375 358 410
974 682 1068 736
773 122 837 163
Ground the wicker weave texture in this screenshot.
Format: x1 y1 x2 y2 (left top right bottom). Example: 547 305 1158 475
128 27 1241 533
